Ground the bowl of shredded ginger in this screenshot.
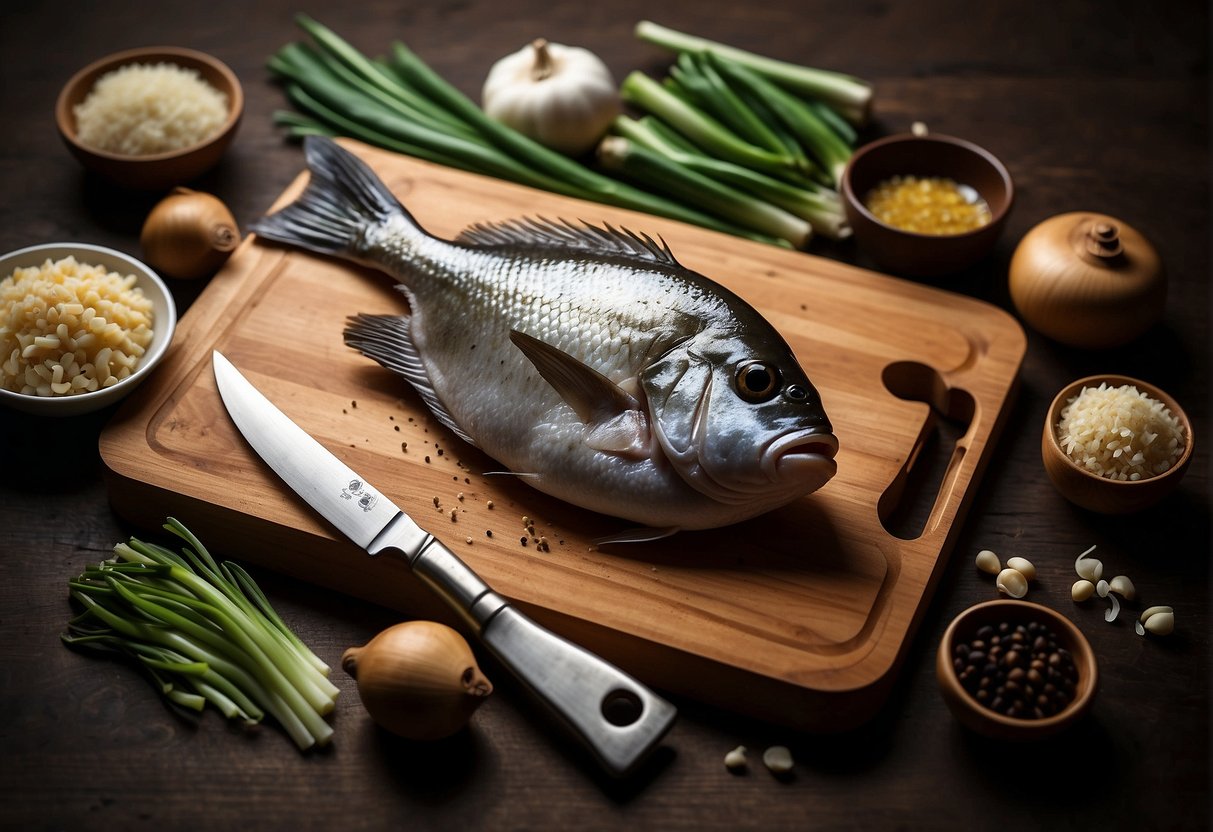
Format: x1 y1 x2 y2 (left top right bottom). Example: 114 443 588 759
1042 375 1193 514
0 243 176 416
56 47 243 190
840 132 1013 277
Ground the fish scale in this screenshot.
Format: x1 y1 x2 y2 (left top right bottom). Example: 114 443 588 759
251 138 837 538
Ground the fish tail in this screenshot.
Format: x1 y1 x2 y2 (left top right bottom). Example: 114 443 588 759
250 136 419 257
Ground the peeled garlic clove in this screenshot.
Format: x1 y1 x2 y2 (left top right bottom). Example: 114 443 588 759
724 745 748 772
1006 556 1036 581
1074 545 1103 582
1071 579 1096 602
1096 579 1110 598
975 549 1001 575
1139 606 1176 637
996 568 1029 598
1107 575 1136 600
1143 611 1175 636
762 745 794 775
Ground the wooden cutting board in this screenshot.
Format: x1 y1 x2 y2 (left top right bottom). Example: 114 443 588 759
100 139 1025 731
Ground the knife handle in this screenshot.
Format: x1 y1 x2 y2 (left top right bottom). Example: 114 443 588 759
373 522 677 777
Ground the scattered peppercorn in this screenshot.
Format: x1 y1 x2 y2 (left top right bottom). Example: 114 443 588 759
953 620 1078 719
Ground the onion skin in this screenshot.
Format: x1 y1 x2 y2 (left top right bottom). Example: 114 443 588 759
342 621 492 741
140 187 239 280
1008 212 1165 349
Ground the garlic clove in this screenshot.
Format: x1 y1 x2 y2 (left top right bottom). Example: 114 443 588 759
996 568 1029 599
1074 545 1103 582
1138 605 1175 637
1005 556 1036 581
724 745 748 772
1142 611 1175 636
1071 579 1096 602
1096 579 1109 598
1107 575 1136 600
975 549 1001 575
762 745 794 775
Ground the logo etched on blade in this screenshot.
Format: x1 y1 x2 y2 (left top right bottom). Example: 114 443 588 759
340 479 379 512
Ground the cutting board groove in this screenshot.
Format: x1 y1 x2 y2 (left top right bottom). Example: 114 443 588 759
100 140 1025 730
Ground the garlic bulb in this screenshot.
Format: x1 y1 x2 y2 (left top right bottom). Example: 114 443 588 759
482 39 621 156
342 621 492 741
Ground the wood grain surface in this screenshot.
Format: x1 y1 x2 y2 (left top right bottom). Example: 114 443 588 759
1 1 1207 830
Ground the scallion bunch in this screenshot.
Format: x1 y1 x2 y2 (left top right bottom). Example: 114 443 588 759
63 518 337 751
267 16 872 250
602 22 871 245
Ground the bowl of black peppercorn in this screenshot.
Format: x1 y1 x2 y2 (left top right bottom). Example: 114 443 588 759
936 600 1098 740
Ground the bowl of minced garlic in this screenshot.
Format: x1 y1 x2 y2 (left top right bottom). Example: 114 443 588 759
56 47 243 190
840 132 1014 277
0 243 176 416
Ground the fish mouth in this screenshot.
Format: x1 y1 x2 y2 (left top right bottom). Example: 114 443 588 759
765 428 839 481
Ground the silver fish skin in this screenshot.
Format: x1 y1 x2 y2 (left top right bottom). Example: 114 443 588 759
251 137 837 539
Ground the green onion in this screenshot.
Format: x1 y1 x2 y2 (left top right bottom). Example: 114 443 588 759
63 519 336 751
706 52 854 186
634 19 873 125
667 54 789 158
620 71 808 180
270 16 771 242
598 136 809 248
612 117 850 240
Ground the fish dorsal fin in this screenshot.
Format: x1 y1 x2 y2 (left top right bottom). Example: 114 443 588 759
457 217 684 269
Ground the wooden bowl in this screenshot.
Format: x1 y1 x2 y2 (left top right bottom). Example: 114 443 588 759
840 133 1013 277
1042 374 1193 513
936 600 1098 741
0 243 176 416
55 47 243 191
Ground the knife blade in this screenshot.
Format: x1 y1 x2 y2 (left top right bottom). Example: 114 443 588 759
212 350 676 776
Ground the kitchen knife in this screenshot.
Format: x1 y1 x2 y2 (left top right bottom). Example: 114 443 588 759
211 350 676 776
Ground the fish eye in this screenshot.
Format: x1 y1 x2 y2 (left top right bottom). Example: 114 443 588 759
734 361 781 403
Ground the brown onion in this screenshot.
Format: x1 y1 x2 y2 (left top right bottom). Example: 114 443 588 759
140 187 239 280
1008 212 1165 349
342 621 492 741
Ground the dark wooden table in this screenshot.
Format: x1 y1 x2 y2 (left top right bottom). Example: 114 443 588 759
2 1 1207 828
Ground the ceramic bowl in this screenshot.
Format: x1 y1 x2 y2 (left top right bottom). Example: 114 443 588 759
936 600 1098 741
0 243 176 416
1042 374 1193 514
840 133 1014 277
55 46 243 190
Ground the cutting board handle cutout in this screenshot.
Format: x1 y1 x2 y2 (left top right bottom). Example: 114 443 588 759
878 361 976 541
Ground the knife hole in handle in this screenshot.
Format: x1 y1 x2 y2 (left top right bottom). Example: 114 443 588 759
602 689 644 727
878 361 976 541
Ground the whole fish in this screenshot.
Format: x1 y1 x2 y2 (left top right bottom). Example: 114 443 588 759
251 137 837 541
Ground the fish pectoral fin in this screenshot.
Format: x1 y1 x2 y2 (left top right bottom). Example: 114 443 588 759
509 329 638 423
583 409 651 459
593 526 681 546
